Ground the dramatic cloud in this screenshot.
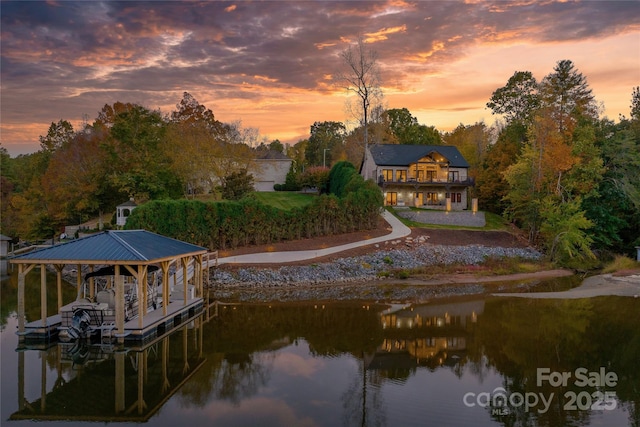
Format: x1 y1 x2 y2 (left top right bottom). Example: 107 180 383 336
1 0 638 155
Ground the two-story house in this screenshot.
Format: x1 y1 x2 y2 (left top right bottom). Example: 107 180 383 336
361 144 473 210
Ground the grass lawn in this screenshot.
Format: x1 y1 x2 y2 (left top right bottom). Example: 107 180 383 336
252 192 316 211
387 206 511 231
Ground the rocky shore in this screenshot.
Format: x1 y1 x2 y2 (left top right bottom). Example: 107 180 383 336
208 243 543 302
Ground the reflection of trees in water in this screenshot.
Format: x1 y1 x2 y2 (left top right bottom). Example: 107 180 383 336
463 354 493 383
342 353 387 427
179 302 385 408
178 351 275 406
212 351 274 404
622 401 640 427
143 298 637 426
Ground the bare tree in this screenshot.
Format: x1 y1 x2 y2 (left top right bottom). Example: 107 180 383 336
336 36 383 152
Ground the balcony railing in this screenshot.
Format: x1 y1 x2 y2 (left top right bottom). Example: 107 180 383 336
378 177 474 186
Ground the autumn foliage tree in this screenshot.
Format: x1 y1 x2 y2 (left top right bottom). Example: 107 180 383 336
477 59 639 265
500 61 605 265
299 166 330 194
41 131 110 225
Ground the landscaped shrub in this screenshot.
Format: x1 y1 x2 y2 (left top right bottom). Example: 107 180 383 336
328 161 357 198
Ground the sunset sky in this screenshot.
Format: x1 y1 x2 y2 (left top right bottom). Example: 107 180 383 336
1 1 639 156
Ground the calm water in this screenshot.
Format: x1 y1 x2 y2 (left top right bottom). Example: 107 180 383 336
1 269 639 427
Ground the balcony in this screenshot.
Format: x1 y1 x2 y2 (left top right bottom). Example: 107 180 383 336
378 177 475 187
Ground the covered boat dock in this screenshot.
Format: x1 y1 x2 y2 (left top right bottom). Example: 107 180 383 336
10 230 216 344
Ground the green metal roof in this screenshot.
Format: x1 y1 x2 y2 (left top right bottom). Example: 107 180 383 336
369 144 470 168
10 230 207 264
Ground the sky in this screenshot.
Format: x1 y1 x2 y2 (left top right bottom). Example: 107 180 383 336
1 1 639 156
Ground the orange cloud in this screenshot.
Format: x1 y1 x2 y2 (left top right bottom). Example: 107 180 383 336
364 25 407 43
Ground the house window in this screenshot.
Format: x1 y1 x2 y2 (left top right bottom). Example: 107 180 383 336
397 170 407 182
426 192 438 204
448 171 459 182
386 192 397 206
449 193 462 203
382 169 393 181
427 170 437 181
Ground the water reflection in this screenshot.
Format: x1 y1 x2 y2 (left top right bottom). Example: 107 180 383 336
377 300 482 371
1 275 638 427
11 320 205 422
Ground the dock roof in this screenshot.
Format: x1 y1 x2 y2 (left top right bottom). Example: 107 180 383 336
10 230 207 264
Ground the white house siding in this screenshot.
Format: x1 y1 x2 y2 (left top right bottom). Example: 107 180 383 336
252 159 292 192
0 235 11 258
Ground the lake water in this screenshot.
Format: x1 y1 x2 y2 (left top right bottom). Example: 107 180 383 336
1 269 638 427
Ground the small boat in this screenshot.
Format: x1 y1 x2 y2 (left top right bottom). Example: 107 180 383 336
58 265 161 342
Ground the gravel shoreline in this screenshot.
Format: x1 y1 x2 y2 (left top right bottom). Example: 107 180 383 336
208 243 542 302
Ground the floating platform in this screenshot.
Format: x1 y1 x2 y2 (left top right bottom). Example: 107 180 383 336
18 297 204 345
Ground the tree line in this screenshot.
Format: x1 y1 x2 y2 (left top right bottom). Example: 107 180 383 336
478 61 640 266
0 92 445 242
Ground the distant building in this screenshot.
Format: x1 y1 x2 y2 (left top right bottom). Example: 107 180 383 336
361 144 474 211
0 234 12 258
251 150 293 192
116 198 137 227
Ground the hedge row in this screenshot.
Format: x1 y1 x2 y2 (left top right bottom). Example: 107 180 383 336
125 167 383 250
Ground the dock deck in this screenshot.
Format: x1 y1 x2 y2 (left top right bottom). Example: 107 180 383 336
19 297 204 344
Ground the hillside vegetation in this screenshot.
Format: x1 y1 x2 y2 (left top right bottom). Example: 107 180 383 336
125 162 383 250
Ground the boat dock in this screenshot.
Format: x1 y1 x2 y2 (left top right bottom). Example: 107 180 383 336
10 230 216 345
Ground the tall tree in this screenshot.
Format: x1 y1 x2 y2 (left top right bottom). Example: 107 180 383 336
342 106 395 168
443 122 491 190
476 123 526 213
94 102 137 129
164 121 210 197
336 35 383 150
503 109 599 264
305 121 346 167
171 92 231 141
41 130 112 224
0 147 18 236
39 119 75 153
386 108 442 145
286 139 308 173
583 117 640 252
268 139 284 153
540 59 598 140
102 103 180 200
486 71 540 125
